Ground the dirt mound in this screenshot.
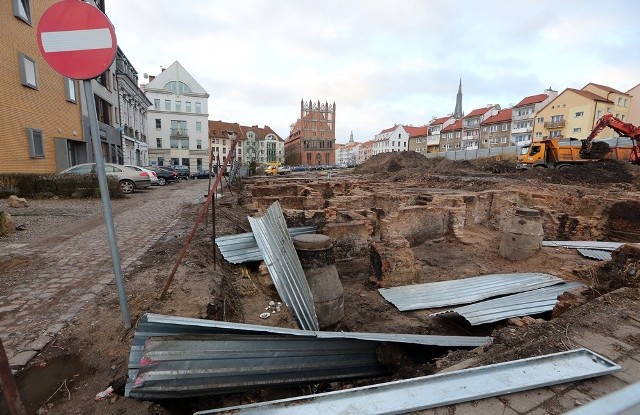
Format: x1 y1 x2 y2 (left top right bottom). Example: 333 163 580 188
519 160 634 185
355 151 437 174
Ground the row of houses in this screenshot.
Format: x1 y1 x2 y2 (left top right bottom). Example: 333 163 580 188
338 82 640 166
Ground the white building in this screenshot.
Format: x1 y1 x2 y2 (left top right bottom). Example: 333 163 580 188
142 61 210 171
336 142 359 166
373 125 410 155
511 88 558 147
116 48 151 166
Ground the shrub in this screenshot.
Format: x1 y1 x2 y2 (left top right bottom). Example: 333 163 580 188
0 173 124 199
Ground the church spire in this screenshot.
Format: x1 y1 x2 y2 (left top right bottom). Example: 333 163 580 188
349 131 354 143
453 78 463 119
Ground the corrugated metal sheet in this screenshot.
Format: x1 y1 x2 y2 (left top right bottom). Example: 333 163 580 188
130 334 383 398
216 226 315 264
379 273 564 311
542 241 623 251
577 248 612 261
248 201 319 331
125 313 492 399
195 348 620 415
564 380 640 415
432 282 584 325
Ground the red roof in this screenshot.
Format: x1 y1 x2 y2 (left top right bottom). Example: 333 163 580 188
465 107 491 118
403 125 428 137
568 88 613 103
583 83 627 96
482 109 512 125
378 125 397 134
430 116 451 125
514 93 548 108
441 119 462 133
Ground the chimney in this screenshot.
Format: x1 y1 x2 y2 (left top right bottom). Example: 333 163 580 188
148 75 155 82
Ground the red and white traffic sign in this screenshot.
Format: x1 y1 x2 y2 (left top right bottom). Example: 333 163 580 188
37 0 117 80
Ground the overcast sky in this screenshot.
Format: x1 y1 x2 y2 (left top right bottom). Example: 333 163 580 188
106 0 640 144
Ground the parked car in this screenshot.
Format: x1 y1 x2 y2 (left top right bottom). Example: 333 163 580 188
291 165 308 172
58 163 151 194
265 165 278 176
277 165 292 175
172 165 190 180
147 166 179 186
124 165 158 185
190 170 211 179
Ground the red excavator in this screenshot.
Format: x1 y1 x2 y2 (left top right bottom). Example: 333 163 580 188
580 114 640 163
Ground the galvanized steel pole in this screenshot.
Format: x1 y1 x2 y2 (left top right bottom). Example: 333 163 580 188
83 80 131 328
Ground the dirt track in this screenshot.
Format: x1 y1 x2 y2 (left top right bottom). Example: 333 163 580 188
1 153 640 414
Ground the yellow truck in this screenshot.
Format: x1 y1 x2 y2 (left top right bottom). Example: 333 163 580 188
516 138 635 170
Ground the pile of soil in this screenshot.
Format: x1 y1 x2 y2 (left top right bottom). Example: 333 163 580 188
354 151 439 174
519 160 636 185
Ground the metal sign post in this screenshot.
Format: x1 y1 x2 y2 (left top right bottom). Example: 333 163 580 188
37 0 130 328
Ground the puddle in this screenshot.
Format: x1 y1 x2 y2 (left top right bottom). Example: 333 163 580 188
0 354 86 415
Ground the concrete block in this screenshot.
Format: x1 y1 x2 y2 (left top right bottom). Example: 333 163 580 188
9 350 37 368
500 388 555 413
572 331 635 360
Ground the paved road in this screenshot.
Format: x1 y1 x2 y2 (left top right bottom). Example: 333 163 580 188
0 180 211 371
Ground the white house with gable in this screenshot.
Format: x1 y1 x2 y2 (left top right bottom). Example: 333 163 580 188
373 125 410 155
142 61 210 172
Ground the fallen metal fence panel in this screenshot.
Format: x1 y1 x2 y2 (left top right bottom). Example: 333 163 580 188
126 313 492 399
542 241 623 251
379 272 563 311
432 282 584 325
216 226 315 264
577 248 612 261
564 380 640 415
248 201 319 331
195 348 620 415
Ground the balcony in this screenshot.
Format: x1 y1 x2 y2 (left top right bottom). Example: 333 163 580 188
426 136 440 145
170 127 189 137
544 120 565 129
511 112 534 121
511 127 533 134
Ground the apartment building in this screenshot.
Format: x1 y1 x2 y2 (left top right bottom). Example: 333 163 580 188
116 47 151 166
627 83 640 126
440 119 463 150
1 0 85 173
405 126 429 154
142 61 209 170
373 125 409 154
358 140 374 164
511 89 557 147
462 105 500 150
480 109 512 148
533 84 630 140
286 100 336 166
430 116 455 152
241 124 284 166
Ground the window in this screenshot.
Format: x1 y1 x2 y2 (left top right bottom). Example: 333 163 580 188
489 125 498 132
501 124 508 131
27 128 44 158
64 77 76 103
19 53 37 89
573 128 582 133
535 132 542 138
175 101 181 112
185 102 192 112
13 0 31 24
624 99 629 107
154 99 160 109
196 121 201 133
155 119 161 130
621 115 626 121
550 130 562 138
163 81 192 94
596 110 603 119
156 138 162 148
501 137 507 144
170 139 179 148
180 139 189 149
158 157 165 166
575 111 584 117
195 102 201 113
551 115 564 122
537 117 544 124
196 140 202 150
164 100 171 111
618 98 623 106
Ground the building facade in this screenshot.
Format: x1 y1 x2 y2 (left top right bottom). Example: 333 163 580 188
533 84 630 141
480 109 512 148
143 61 210 170
440 119 463 150
510 89 558 147
627 83 640 126
373 125 409 154
405 126 429 154
241 125 284 166
462 105 500 150
285 99 336 166
1 0 85 173
116 47 151 166
358 140 374 164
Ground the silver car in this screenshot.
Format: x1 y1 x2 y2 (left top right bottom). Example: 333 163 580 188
58 163 152 194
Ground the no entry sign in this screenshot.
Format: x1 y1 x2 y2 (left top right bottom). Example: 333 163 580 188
37 0 117 80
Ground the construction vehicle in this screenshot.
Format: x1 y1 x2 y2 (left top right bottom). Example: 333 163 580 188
516 114 640 170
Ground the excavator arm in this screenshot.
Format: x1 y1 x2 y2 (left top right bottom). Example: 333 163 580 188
581 114 640 162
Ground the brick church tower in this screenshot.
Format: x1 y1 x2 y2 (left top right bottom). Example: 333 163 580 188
285 99 336 166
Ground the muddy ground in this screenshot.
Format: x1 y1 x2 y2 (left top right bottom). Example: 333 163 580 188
4 152 640 414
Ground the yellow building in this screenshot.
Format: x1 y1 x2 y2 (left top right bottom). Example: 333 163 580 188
533 83 631 141
1 1 85 173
